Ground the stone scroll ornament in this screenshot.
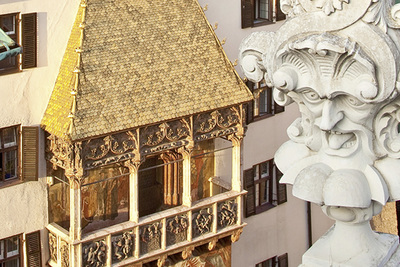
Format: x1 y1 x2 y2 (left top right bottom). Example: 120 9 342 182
240 0 400 265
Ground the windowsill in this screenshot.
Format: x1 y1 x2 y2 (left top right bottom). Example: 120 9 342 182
256 202 276 214
253 113 274 122
0 67 20 76
253 19 274 27
0 178 23 189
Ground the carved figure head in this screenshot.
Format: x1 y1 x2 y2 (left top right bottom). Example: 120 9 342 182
239 2 400 206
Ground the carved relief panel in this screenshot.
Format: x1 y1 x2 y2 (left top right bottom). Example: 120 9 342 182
166 214 188 246
112 231 135 263
82 240 107 267
192 207 213 238
217 199 237 230
139 222 162 255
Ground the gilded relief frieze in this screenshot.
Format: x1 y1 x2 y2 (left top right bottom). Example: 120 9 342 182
81 131 138 169
46 105 245 171
46 135 74 170
140 118 191 148
193 106 241 141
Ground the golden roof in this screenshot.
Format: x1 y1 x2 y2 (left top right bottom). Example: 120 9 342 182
41 0 252 141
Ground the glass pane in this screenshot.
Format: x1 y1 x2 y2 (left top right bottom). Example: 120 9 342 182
255 183 260 206
6 237 18 257
254 165 259 181
260 161 270 178
48 169 70 231
3 128 16 148
259 90 270 114
260 0 269 19
4 150 17 180
0 240 4 260
4 258 19 267
260 181 267 204
1 16 15 35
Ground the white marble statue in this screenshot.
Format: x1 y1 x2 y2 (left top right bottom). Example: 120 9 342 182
239 0 400 265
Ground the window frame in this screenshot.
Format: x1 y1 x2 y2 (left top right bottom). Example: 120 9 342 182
0 235 22 267
244 158 287 217
0 125 20 183
0 13 20 73
256 253 288 267
246 80 285 124
241 0 285 29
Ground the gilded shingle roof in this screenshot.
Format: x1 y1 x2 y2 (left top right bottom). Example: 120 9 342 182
41 0 252 141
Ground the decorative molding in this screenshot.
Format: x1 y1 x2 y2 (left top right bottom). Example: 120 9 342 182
82 240 107 267
218 200 237 229
182 245 194 260
46 105 245 170
208 238 218 251
141 118 191 148
231 229 243 243
112 231 134 263
193 106 241 141
49 233 57 262
157 254 168 267
82 131 138 169
60 241 69 267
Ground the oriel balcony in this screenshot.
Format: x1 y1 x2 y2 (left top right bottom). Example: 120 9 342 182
45 105 247 267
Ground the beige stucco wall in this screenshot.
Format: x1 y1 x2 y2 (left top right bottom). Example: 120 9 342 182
197 2 334 265
0 0 80 250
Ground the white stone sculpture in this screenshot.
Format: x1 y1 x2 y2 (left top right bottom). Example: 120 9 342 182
239 0 400 265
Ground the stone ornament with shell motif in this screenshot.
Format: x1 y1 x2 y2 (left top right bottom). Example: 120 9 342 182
239 0 400 265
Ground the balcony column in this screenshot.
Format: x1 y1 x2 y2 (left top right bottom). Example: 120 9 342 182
65 172 83 267
179 141 194 207
229 132 244 192
125 158 142 223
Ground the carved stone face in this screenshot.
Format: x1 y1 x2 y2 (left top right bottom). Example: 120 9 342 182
292 85 379 160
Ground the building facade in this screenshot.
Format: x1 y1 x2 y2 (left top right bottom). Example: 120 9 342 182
0 0 334 266
196 0 334 266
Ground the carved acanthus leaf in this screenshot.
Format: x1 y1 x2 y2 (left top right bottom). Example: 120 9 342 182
363 0 388 33
315 0 349 15
375 100 400 158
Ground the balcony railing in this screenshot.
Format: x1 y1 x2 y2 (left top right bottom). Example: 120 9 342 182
47 190 246 267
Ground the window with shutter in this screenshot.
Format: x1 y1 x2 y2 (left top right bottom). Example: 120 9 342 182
245 158 287 217
278 253 288 267
0 125 20 182
242 0 254 28
22 13 37 69
245 80 285 124
244 168 255 217
22 126 39 182
0 12 37 74
242 0 284 28
26 231 42 267
0 235 21 266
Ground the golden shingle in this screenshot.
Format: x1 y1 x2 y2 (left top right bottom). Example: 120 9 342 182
41 0 252 141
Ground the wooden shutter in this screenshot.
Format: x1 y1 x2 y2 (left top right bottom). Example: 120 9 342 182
274 101 285 114
242 0 254 28
22 126 39 181
22 13 37 69
275 165 287 205
278 253 288 267
276 0 286 21
246 81 254 123
26 231 42 267
244 168 255 217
